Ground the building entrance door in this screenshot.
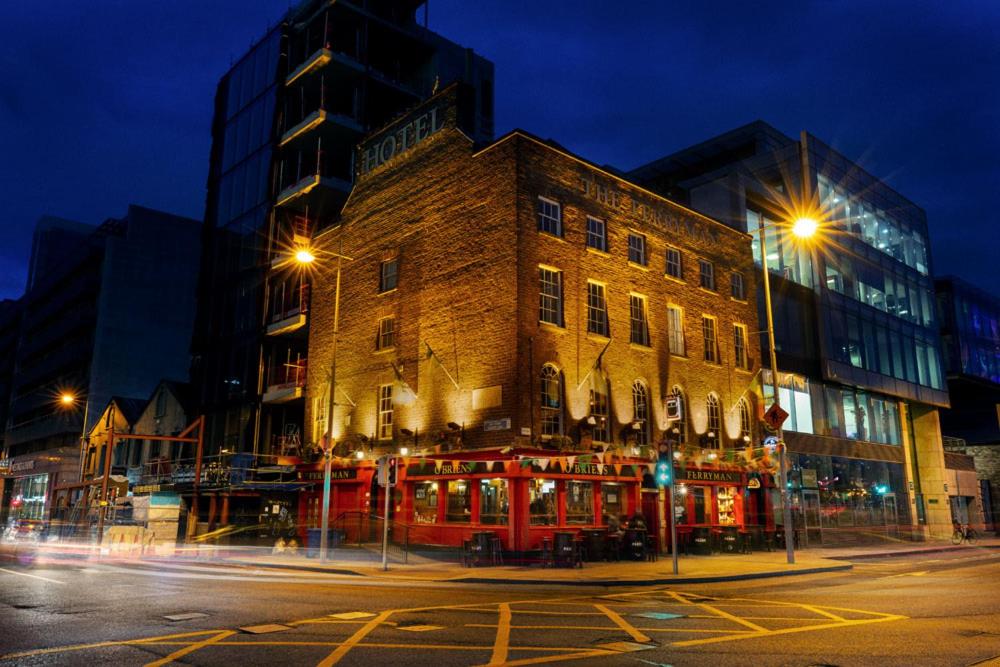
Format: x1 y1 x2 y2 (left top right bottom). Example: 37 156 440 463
883 493 899 538
801 489 821 547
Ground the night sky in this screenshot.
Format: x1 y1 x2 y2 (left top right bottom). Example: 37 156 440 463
2 1 997 301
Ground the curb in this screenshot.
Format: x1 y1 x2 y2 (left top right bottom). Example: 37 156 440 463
826 544 1000 561
213 559 365 577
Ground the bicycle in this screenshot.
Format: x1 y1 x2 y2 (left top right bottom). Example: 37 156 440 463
951 523 978 545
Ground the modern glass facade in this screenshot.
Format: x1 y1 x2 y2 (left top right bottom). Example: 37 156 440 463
789 454 910 528
937 277 1000 384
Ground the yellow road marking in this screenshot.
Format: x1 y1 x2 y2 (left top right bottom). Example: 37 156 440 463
487 603 512 665
316 610 392 666
143 630 235 667
799 605 846 622
668 592 768 633
885 570 928 578
0 567 68 584
487 649 615 666
673 614 907 647
593 603 650 643
0 630 222 660
466 624 753 634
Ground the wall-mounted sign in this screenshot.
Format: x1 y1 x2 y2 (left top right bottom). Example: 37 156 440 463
358 105 445 177
747 478 761 489
9 460 35 474
680 469 743 484
801 469 818 489
299 469 359 482
484 418 511 432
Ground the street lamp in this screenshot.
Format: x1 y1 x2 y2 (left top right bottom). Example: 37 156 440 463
757 214 817 565
60 393 91 481
293 243 351 563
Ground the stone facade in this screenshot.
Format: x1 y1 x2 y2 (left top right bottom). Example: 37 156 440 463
306 89 762 460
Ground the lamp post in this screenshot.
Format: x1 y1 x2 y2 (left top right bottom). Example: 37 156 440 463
61 393 91 482
757 214 817 565
293 244 351 564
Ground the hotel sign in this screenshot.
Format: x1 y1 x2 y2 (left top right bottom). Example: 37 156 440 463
358 105 445 178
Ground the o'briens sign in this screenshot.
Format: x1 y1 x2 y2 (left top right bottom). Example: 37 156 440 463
359 105 445 177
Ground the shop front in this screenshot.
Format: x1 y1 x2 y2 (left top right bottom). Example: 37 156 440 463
296 461 376 545
0 448 80 529
398 449 648 559
671 467 758 554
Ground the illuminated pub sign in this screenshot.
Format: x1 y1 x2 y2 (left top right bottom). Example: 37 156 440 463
298 468 359 482
678 469 743 485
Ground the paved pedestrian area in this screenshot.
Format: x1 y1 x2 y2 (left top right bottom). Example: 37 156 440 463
0 587 906 666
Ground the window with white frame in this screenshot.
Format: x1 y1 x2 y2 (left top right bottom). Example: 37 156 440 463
377 384 393 440
540 364 563 436
671 385 687 445
706 394 721 448
379 258 399 293
699 259 716 290
630 294 650 346
667 305 685 356
537 197 562 236
589 384 610 443
586 216 608 252
665 247 683 279
730 271 745 300
631 381 650 446
738 398 752 443
539 266 563 326
313 397 328 444
587 281 609 337
628 232 647 266
376 316 395 350
702 315 718 363
733 323 749 370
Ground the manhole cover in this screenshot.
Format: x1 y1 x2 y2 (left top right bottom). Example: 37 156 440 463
239 624 292 634
163 613 209 621
634 612 685 620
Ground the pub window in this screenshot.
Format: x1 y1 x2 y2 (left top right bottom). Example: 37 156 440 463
699 259 716 291
733 323 749 370
537 196 562 236
586 216 608 252
413 481 438 523
706 393 721 448
586 281 610 337
631 380 650 446
601 483 624 523
730 271 746 300
529 478 557 525
445 479 471 522
702 315 718 363
667 304 685 356
627 232 647 266
539 266 564 326
629 294 650 346
665 247 683 279
589 385 611 444
671 385 688 445
540 364 564 436
692 486 708 524
479 479 508 525
566 481 594 524
376 316 395 350
379 258 398 293
377 384 393 440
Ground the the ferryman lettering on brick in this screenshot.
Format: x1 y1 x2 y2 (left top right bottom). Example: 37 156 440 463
359 106 445 177
682 469 742 484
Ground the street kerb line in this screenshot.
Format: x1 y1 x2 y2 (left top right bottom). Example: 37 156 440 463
315 609 393 666
142 630 236 667
486 603 512 666
593 603 651 643
667 592 768 633
0 567 68 584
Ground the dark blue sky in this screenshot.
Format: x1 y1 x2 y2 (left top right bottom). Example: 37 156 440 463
2 1 998 300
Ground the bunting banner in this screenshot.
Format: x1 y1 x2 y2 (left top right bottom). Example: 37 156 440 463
565 455 576 470
538 458 550 471
434 460 443 473
614 463 623 476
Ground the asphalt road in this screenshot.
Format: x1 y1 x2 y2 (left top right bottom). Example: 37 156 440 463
1 548 999 666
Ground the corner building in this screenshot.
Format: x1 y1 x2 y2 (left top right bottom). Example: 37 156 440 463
304 87 764 554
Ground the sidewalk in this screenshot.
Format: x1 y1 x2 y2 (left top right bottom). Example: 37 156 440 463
206 537 1000 587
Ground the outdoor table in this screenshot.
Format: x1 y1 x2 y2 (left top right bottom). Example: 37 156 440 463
623 529 646 560
553 531 581 567
720 526 740 553
690 526 712 555
581 529 608 562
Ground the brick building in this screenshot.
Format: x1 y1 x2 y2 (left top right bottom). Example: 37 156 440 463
301 86 765 554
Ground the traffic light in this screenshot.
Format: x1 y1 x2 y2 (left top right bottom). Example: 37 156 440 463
655 452 672 487
874 484 889 495
387 457 397 486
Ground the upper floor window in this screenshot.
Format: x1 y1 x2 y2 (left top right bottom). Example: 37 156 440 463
730 271 746 300
379 258 398 293
537 197 562 236
539 266 563 326
738 398 752 443
632 381 650 447
667 305 685 356
376 316 396 350
733 323 749 370
699 259 716 291
706 394 721 448
628 232 647 266
665 247 682 279
377 384 394 440
589 382 611 444
586 216 608 252
702 315 718 363
586 281 610 337
540 364 563 436
630 294 650 346
670 385 687 445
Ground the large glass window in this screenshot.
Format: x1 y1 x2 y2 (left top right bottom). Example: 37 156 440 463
601 483 624 523
446 480 471 522
540 364 563 436
413 482 438 523
529 479 557 525
539 267 563 326
479 479 508 525
566 481 594 524
587 281 610 337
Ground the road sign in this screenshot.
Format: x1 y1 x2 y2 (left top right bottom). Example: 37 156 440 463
664 395 682 421
762 403 789 430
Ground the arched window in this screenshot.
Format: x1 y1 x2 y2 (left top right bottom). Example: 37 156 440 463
671 385 687 445
738 398 753 444
589 373 610 444
540 364 563 436
706 394 721 448
631 381 650 446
